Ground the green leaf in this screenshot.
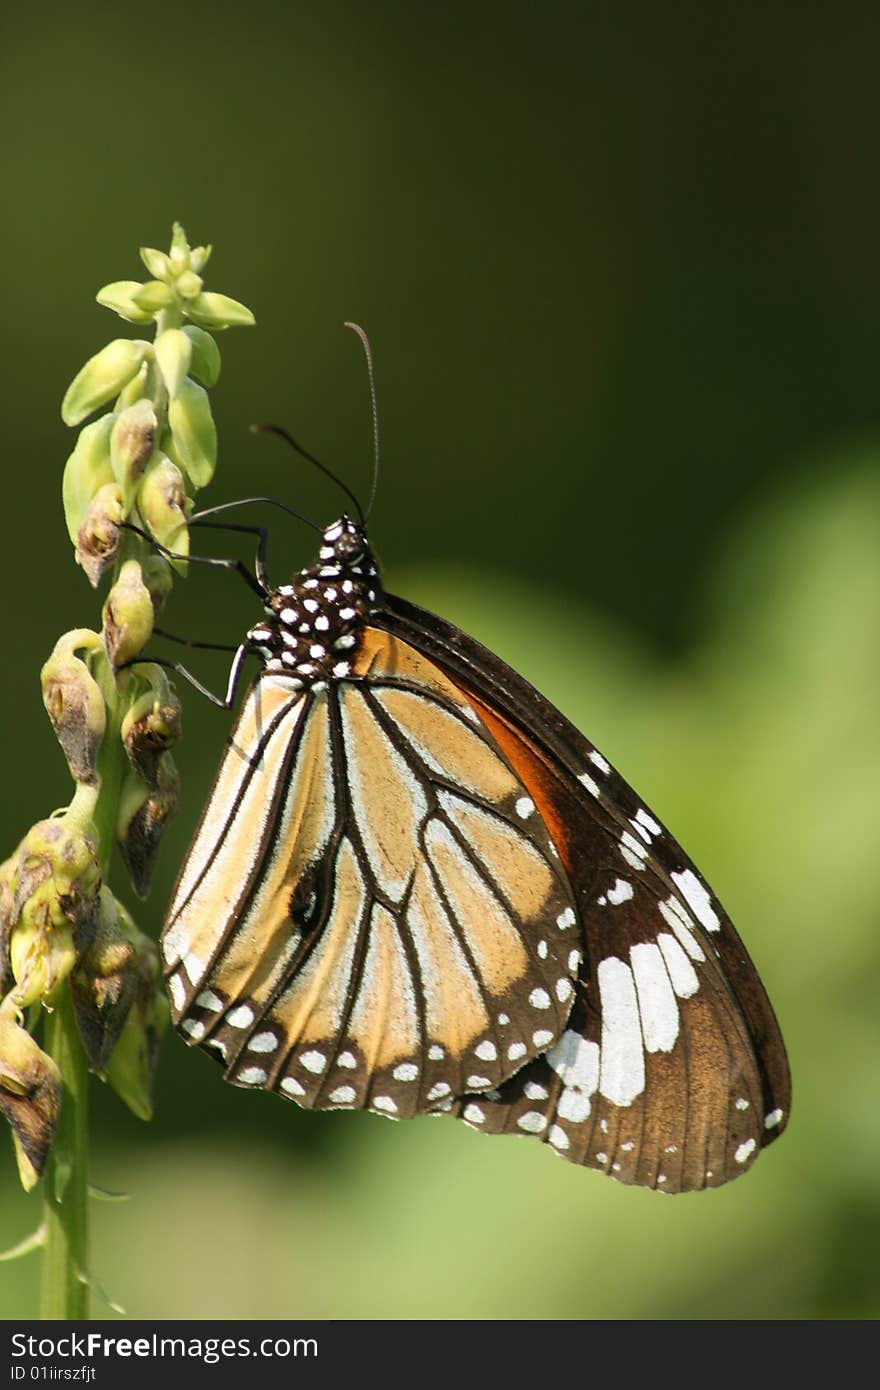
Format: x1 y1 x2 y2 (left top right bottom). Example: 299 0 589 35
185 290 255 330
62 339 148 427
168 377 217 488
182 325 221 387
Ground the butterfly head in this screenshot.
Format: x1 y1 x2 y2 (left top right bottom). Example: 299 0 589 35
247 515 381 686
321 515 368 566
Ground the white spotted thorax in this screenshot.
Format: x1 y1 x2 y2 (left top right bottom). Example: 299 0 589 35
246 516 381 685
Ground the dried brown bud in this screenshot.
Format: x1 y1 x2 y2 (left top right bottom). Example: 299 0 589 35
40 629 105 785
0 997 62 1190
121 674 182 788
71 889 138 1072
75 481 124 588
117 755 179 898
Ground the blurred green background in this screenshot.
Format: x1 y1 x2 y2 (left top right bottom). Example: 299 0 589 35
1 2 879 1319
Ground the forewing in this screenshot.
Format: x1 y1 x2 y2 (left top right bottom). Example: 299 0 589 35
163 635 582 1119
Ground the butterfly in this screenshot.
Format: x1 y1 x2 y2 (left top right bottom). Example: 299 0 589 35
159 489 790 1194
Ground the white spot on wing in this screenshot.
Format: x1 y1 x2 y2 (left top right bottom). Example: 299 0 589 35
517 1111 548 1134
735 1138 756 1164
671 869 720 932
629 942 679 1053
764 1108 784 1130
300 1050 327 1073
656 933 700 999
607 878 634 905
597 957 646 1105
589 750 610 773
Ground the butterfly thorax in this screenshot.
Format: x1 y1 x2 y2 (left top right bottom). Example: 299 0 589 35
246 516 381 688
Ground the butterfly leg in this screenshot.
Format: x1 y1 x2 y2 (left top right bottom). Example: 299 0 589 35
123 641 252 710
186 515 272 591
119 521 268 601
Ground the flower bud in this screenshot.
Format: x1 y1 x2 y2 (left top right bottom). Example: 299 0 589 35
9 816 101 1007
114 356 159 411
142 554 173 614
75 482 124 588
138 455 189 563
185 291 255 330
62 339 149 427
168 222 191 271
189 245 212 273
132 280 175 314
104 953 168 1122
117 755 179 898
154 327 192 399
0 998 62 1191
182 325 221 387
110 399 157 510
139 246 171 279
95 281 154 325
70 889 138 1072
120 669 182 787
41 629 106 785
102 559 154 668
62 413 116 547
174 270 203 300
168 377 217 489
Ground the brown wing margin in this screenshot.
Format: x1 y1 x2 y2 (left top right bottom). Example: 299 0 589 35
375 594 791 1151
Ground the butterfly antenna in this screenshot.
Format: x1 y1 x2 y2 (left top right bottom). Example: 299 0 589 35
343 321 380 522
250 423 365 524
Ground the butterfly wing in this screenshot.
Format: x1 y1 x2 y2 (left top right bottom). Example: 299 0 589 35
376 594 791 1191
162 639 583 1119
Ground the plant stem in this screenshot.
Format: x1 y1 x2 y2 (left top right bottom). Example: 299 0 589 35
40 635 128 1319
40 991 89 1319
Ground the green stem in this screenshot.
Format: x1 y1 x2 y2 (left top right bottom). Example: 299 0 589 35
40 640 127 1320
40 991 89 1320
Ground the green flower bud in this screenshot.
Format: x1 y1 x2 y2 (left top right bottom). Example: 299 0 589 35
142 554 173 614
189 245 212 273
169 222 191 271
117 754 179 898
102 559 154 668
154 327 192 398
41 629 106 785
182 325 221 387
110 399 157 510
139 246 171 280
168 377 217 489
95 281 153 325
75 481 124 588
132 280 175 314
0 997 62 1191
185 291 255 330
70 888 137 1072
138 455 189 564
174 270 203 300
9 816 101 1007
62 413 116 547
104 942 168 1122
62 339 149 427
114 356 159 411
120 668 182 787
